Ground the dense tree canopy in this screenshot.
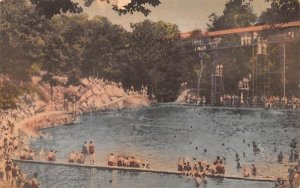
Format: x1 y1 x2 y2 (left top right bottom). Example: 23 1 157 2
259 0 300 24
127 20 197 100
0 0 50 80
29 0 161 18
0 0 299 108
30 0 83 18
110 0 161 16
204 0 299 99
207 0 257 31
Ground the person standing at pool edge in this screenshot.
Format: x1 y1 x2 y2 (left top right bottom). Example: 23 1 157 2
89 141 95 165
82 141 89 162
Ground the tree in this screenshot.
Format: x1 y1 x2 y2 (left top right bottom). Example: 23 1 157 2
259 0 300 24
258 0 300 96
111 0 161 16
128 20 197 101
80 16 129 79
84 0 161 16
0 0 49 80
29 0 161 18
30 0 83 18
42 14 87 78
207 0 257 31
204 0 256 100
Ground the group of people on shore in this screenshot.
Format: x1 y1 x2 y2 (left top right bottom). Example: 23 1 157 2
3 160 39 188
67 141 95 164
184 92 300 110
177 156 225 177
264 96 300 110
219 94 240 106
107 153 150 169
0 94 41 188
20 149 35 160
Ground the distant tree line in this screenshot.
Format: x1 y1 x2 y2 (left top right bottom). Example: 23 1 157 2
0 0 299 108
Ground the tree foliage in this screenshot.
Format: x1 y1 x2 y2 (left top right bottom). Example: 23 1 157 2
29 0 161 18
0 0 50 80
259 0 300 24
205 0 300 98
127 20 197 100
83 0 161 16
207 0 257 31
111 0 161 16
258 0 300 96
30 0 83 18
205 0 255 98
1 0 299 108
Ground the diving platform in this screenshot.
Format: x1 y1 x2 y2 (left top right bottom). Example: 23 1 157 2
13 159 277 183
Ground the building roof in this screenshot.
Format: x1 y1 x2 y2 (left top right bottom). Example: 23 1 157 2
180 21 300 39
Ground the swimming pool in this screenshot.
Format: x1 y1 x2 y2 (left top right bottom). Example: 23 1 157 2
22 105 299 188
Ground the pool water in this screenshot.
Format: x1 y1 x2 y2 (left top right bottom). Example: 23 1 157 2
21 105 299 188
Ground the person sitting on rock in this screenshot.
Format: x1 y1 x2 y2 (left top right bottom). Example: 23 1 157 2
108 153 115 166
20 149 27 160
216 161 225 174
28 150 35 160
185 162 192 172
39 149 45 160
129 156 136 167
198 162 204 172
77 152 84 164
48 150 56 161
275 177 284 187
146 163 150 169
243 167 250 177
31 172 40 188
117 156 124 167
123 157 129 167
193 164 199 171
135 158 142 168
68 151 76 163
177 158 184 171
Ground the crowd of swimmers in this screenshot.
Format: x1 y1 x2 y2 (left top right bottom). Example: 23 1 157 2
177 156 225 177
107 153 150 169
277 139 299 163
